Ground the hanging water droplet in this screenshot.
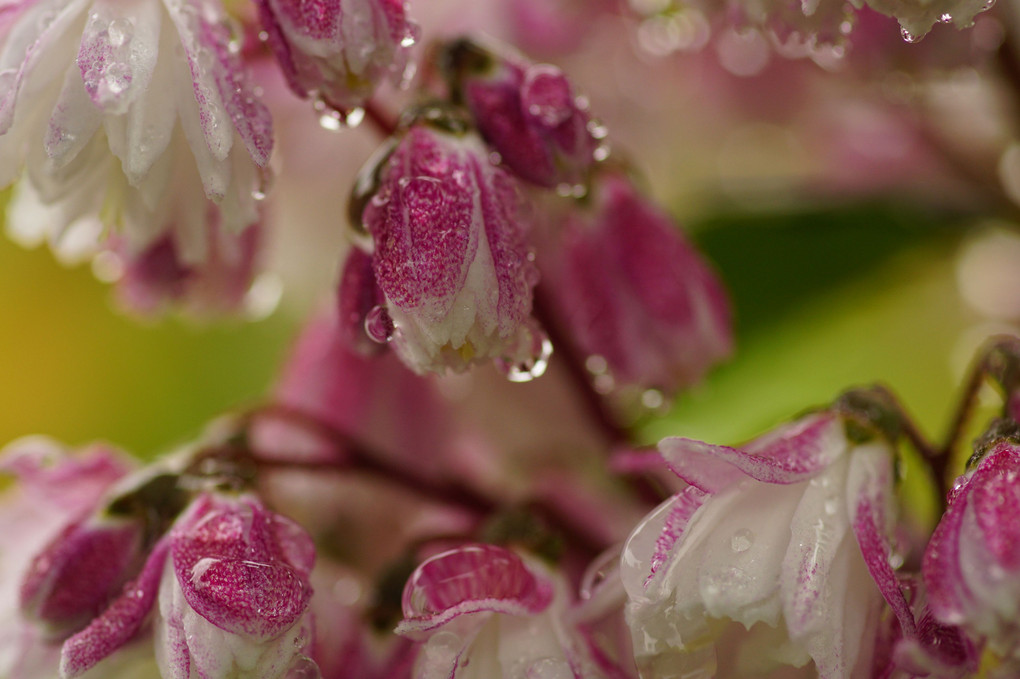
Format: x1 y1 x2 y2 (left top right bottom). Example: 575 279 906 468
319 111 343 131
593 143 611 162
285 656 321 679
107 17 133 47
364 305 394 343
497 336 553 383
317 105 364 131
940 13 953 23
900 26 921 43
823 498 838 516
401 21 421 47
96 62 132 105
730 528 754 553
585 354 608 375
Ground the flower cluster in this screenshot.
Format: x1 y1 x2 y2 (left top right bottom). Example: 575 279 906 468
4 0 1020 678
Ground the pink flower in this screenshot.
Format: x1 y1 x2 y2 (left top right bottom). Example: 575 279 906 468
0 0 271 274
351 120 542 375
441 38 599 190
59 492 316 679
255 0 417 113
923 438 1020 671
0 438 132 679
541 172 732 396
621 409 910 678
113 220 262 316
396 543 624 678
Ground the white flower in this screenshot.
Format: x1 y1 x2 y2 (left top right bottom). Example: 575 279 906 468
621 410 911 679
0 0 272 266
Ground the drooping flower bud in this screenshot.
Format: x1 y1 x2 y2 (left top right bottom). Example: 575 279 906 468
397 543 625 678
541 172 732 397
255 0 418 114
154 493 316 679
441 38 599 190
621 401 909 678
923 438 1020 671
350 116 543 376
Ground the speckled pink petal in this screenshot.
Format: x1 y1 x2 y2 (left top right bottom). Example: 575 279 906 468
852 487 916 639
645 486 708 586
661 413 844 491
922 473 976 627
969 443 1020 570
59 537 169 677
396 544 553 635
171 494 314 642
20 515 142 631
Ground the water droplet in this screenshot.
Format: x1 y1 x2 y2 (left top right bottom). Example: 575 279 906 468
824 498 838 516
96 62 132 105
365 305 394 343
36 10 56 31
641 389 664 409
317 104 364 131
586 120 608 139
940 13 953 23
730 528 754 553
497 336 553 383
900 26 921 43
107 18 133 47
285 656 321 679
555 182 586 198
258 30 269 42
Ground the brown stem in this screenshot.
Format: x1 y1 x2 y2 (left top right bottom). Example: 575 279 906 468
243 402 612 556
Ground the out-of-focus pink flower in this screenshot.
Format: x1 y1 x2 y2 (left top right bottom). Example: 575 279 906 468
397 543 626 678
255 0 417 114
923 439 1020 672
0 438 132 679
351 120 542 375
113 219 262 316
621 410 909 678
499 0 620 57
442 38 599 190
541 172 731 397
0 0 271 272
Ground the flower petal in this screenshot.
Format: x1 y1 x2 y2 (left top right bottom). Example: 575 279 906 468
396 544 553 636
59 537 169 677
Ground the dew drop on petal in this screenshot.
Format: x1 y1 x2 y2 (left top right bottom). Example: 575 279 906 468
365 305 394 343
730 528 754 553
107 18 133 47
900 26 921 43
579 544 623 600
285 655 321 679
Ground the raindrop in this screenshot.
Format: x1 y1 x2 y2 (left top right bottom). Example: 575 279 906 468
940 13 953 23
585 354 608 375
258 30 269 42
900 26 921 43
365 305 394 343
317 105 364 131
107 18 134 47
641 389 664 409
586 120 608 140
285 656 321 679
593 144 611 162
730 528 754 553
400 21 421 47
497 336 553 383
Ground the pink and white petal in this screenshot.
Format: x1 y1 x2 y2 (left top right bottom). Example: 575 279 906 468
122 24 176 184
76 0 161 116
172 47 231 201
44 62 103 169
660 414 844 490
59 538 170 678
781 455 854 641
155 560 192 679
163 0 233 163
849 461 915 639
968 444 1020 570
0 0 88 134
644 487 708 589
397 544 554 636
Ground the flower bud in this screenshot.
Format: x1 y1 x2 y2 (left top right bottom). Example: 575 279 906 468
923 439 1020 669
155 493 316 679
352 121 541 375
442 39 598 190
255 0 417 113
542 172 732 396
397 543 622 678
